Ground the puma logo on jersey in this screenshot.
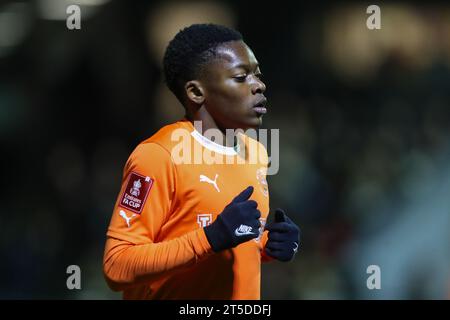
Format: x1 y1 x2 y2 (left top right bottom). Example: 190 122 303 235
199 174 220 192
234 224 256 236
119 210 136 228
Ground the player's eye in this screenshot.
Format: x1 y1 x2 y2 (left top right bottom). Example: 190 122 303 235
233 75 247 82
255 73 263 80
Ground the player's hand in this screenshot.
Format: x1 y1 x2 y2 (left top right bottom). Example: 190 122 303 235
264 208 300 262
204 186 261 252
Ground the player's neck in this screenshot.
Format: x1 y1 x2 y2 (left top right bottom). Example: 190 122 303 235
187 110 237 148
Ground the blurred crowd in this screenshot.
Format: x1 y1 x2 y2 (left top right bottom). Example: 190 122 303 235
0 0 449 299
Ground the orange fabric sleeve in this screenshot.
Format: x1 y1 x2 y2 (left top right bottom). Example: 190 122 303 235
103 142 213 291
258 142 273 263
103 228 212 291
260 230 274 263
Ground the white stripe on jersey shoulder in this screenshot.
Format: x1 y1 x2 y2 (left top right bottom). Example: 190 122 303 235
190 129 239 156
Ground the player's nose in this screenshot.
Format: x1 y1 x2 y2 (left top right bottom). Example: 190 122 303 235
251 77 266 95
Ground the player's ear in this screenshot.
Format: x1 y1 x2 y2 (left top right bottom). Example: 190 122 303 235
185 80 205 105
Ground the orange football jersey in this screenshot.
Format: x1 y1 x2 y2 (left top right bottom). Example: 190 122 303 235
103 119 271 299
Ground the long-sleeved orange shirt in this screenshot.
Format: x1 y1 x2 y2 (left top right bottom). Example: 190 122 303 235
103 119 271 299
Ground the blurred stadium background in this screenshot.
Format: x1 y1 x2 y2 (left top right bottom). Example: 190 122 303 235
1 0 450 299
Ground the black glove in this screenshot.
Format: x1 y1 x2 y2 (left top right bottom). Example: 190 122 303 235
264 208 300 262
204 186 261 252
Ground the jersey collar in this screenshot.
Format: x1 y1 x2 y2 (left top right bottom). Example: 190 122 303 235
190 129 239 156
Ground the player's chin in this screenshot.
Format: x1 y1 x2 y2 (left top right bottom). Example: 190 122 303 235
234 112 264 130
237 116 262 131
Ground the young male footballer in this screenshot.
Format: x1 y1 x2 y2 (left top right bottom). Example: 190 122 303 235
103 24 300 299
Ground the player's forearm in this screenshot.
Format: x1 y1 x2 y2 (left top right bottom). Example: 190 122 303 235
103 228 212 291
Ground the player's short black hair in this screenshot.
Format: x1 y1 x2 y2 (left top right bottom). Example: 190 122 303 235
163 23 243 105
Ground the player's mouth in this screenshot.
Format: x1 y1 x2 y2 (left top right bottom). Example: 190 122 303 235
253 98 268 115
